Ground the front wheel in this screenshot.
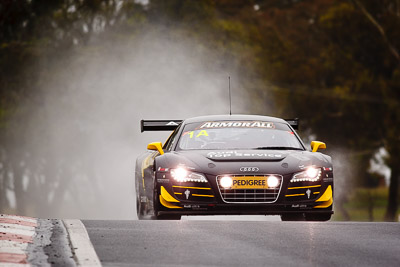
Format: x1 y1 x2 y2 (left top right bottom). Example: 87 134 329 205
305 213 332 221
136 174 151 220
136 194 149 220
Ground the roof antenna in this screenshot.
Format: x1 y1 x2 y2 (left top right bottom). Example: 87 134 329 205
229 76 232 115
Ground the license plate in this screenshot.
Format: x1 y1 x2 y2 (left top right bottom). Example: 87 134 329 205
231 177 268 189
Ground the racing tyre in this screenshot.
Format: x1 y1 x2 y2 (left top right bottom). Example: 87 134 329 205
305 213 331 221
280 213 305 221
136 175 149 220
136 195 147 220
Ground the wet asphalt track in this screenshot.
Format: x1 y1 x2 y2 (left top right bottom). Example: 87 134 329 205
83 219 400 267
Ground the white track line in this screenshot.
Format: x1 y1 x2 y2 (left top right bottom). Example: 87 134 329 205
0 227 35 238
0 241 29 250
0 224 35 232
63 220 102 267
0 248 26 255
0 216 36 224
0 264 31 267
0 239 29 254
0 215 36 267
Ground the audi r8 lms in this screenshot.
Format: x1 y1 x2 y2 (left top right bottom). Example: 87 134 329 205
135 115 333 221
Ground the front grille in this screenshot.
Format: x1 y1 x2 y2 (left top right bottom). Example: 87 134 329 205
216 175 282 203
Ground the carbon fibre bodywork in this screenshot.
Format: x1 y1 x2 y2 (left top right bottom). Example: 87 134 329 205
135 115 334 221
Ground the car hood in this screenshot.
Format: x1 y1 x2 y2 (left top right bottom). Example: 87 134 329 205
159 149 332 176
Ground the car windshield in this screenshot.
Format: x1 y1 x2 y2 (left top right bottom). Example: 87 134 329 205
177 121 304 150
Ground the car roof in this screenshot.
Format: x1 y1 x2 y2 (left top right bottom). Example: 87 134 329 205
183 114 288 124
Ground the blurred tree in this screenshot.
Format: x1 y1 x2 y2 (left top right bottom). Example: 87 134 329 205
250 0 400 220
318 0 400 221
0 0 148 216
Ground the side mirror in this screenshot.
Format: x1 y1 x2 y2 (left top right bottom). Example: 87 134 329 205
311 141 326 152
147 142 164 155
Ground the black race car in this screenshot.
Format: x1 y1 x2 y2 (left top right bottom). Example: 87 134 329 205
135 115 333 221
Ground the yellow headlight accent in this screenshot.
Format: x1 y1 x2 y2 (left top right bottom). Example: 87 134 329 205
159 195 182 209
314 185 333 208
161 186 179 203
316 185 332 202
314 198 333 208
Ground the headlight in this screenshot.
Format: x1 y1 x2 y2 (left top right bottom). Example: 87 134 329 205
220 176 233 188
290 167 322 182
170 167 207 183
267 175 280 188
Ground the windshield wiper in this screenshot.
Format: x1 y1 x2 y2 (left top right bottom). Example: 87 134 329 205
254 146 303 150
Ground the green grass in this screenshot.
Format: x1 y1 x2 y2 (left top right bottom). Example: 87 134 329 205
332 187 399 222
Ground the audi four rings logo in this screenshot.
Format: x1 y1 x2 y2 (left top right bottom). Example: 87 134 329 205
240 167 259 172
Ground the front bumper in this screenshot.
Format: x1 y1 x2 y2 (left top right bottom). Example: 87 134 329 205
155 171 334 216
